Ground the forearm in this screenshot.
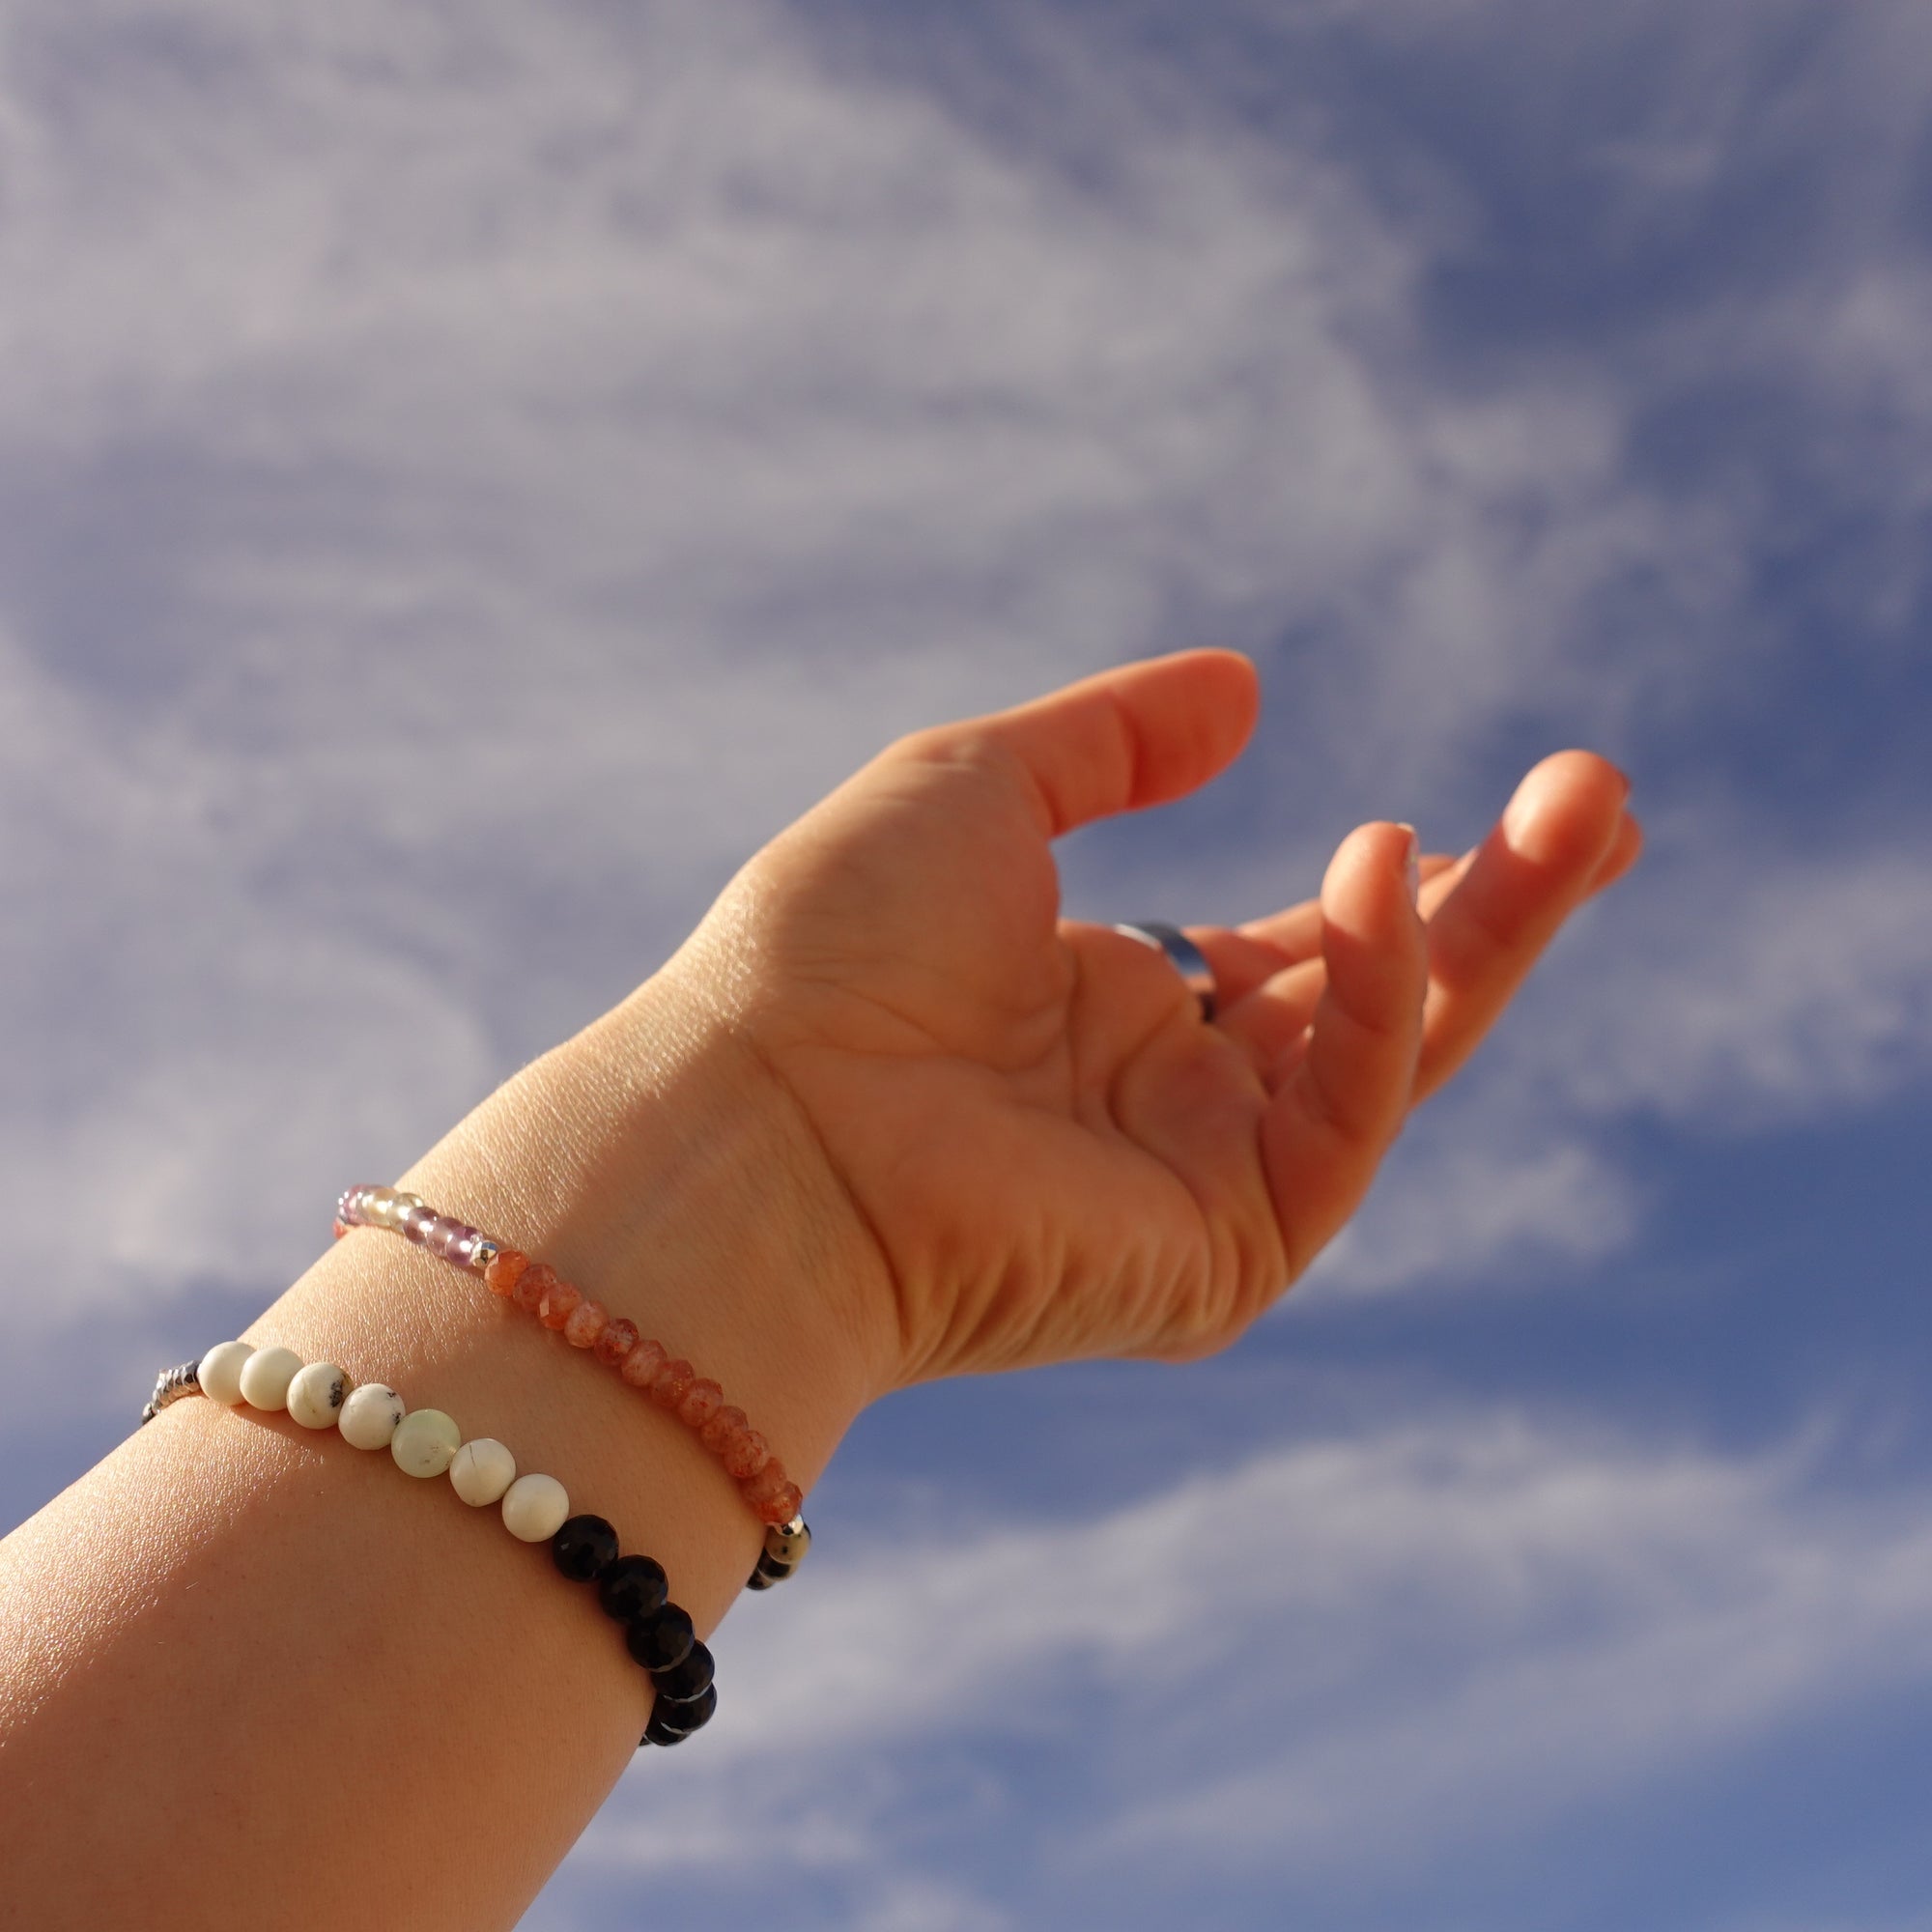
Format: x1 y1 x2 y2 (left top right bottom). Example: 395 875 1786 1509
0 976 890 1932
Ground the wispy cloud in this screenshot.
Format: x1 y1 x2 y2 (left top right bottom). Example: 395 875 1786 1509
569 1407 1932 1923
1 0 1925 1350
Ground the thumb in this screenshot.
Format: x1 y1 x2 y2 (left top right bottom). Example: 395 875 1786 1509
935 649 1261 838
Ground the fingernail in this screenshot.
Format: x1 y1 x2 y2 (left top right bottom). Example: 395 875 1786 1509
1396 823 1419 905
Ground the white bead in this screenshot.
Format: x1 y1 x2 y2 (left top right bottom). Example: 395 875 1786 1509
390 1407 461 1478
449 1437 517 1507
197 1341 255 1406
339 1382 407 1450
238 1345 303 1411
286 1361 348 1430
500 1472 569 1542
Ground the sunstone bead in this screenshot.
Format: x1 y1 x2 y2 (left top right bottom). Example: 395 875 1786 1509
197 1341 254 1407
676 1378 724 1431
238 1346 303 1411
646 1681 716 1744
339 1383 407 1451
390 1408 462 1478
448 1437 516 1506
513 1262 555 1317
592 1317 639 1368
647 1358 696 1411
501 1472 570 1543
743 1463 804 1526
619 1338 667 1390
551 1514 619 1581
698 1404 746 1454
625 1605 694 1673
286 1361 348 1430
537 1278 582 1331
651 1640 714 1705
722 1426 769 1482
562 1297 608 1350
484 1249 528 1299
597 1554 668 1624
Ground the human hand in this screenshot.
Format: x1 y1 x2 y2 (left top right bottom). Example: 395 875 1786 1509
659 650 1639 1391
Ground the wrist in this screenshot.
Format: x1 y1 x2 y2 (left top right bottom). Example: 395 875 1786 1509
394 971 896 1494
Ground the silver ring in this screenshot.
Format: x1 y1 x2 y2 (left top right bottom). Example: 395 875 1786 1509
1113 922 1217 1021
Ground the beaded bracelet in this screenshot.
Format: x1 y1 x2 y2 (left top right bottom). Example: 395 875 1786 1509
143 1343 715 1747
335 1184 810 1590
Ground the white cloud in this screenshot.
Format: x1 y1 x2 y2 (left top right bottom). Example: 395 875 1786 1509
559 1407 1932 1921
0 0 1736 1341
0 0 1922 1348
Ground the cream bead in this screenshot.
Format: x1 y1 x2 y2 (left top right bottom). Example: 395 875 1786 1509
197 1341 254 1406
449 1437 516 1507
339 1382 407 1450
390 1407 461 1478
500 1472 569 1542
238 1345 303 1411
286 1361 348 1430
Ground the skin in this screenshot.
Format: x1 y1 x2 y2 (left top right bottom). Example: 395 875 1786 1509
0 651 1637 1929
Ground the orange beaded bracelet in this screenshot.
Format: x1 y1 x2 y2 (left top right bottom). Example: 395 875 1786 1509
334 1184 810 1586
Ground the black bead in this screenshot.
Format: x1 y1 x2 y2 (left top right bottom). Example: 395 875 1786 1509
625 1603 695 1672
754 1553 795 1586
597 1553 668 1623
651 1640 715 1705
744 1565 773 1592
645 1681 717 1745
551 1515 620 1582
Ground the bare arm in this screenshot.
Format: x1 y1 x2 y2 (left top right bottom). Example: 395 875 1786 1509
0 987 889 1931
0 652 1637 1928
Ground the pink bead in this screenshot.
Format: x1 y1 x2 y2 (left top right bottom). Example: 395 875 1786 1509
593 1317 639 1367
722 1428 770 1482
677 1378 724 1430
620 1338 668 1389
563 1298 609 1349
538 1278 582 1330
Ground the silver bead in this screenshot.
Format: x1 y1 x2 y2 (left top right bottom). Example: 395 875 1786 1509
139 1358 205 1425
468 1237 500 1276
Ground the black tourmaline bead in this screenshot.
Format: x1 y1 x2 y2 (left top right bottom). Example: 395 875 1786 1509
551 1515 621 1582
650 1639 715 1705
625 1603 695 1672
597 1553 668 1624
645 1682 718 1746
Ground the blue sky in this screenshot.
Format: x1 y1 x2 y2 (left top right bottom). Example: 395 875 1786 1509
3 1 1930 1925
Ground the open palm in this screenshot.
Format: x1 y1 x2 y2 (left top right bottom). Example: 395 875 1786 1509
670 651 1638 1389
